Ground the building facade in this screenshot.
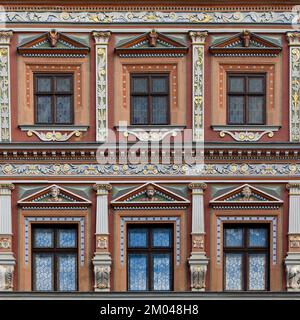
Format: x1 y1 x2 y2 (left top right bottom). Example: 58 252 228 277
0 0 300 293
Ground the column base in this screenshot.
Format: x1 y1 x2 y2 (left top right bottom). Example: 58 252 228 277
188 252 209 292
92 252 112 292
0 252 15 292
285 252 300 291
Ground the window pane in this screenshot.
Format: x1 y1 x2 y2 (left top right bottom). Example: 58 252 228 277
225 253 243 291
152 253 171 291
128 254 148 291
36 77 51 92
132 96 148 124
57 229 77 248
248 96 264 124
152 96 168 124
152 229 172 247
56 77 72 93
228 96 244 124
248 254 266 290
128 229 148 248
33 229 54 248
57 254 77 291
249 228 268 247
229 77 244 92
248 77 264 93
36 96 52 123
56 96 72 124
33 253 54 291
152 78 167 93
132 77 148 93
224 228 243 247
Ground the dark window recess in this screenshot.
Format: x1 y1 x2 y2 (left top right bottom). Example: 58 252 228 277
34 74 74 125
227 74 266 125
127 225 173 291
130 74 170 125
32 225 78 292
223 224 269 291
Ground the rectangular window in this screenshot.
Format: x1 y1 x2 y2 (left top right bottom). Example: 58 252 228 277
34 74 73 125
127 225 173 291
32 225 78 292
131 74 169 125
223 224 269 291
227 74 266 125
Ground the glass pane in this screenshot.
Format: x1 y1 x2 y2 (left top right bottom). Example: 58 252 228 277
57 229 77 248
248 254 266 290
56 96 72 124
128 254 147 291
225 253 243 291
33 228 54 248
228 96 244 124
152 96 168 124
229 77 244 92
57 254 77 291
248 96 264 124
249 228 268 247
152 253 171 291
132 96 148 124
132 77 148 93
152 229 172 247
152 78 167 93
36 96 52 123
224 228 243 247
248 77 264 93
128 229 148 248
33 253 54 291
36 77 51 92
56 77 72 92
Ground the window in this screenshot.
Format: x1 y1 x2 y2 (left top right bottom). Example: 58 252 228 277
130 74 169 125
34 74 73 125
227 74 266 125
223 224 269 291
32 225 78 291
127 225 173 291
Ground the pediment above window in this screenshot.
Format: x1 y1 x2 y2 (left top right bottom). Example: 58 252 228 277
209 31 282 57
18 184 91 209
115 30 188 57
111 183 189 209
17 30 90 57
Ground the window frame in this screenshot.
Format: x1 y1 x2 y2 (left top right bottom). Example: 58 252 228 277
34 73 74 125
226 73 266 125
126 224 174 291
130 73 170 126
31 224 78 292
223 224 270 291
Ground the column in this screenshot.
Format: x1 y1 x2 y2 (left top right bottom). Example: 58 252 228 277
285 183 300 291
92 31 111 142
0 31 13 142
0 184 15 291
189 31 208 142
188 183 209 291
92 183 112 291
286 32 300 142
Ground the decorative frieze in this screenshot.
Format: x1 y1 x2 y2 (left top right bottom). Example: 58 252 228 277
189 31 208 142
93 31 111 142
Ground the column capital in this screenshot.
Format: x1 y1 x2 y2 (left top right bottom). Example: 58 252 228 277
189 30 208 44
93 183 112 195
0 184 14 195
92 31 111 44
0 31 13 45
189 183 207 193
286 32 300 45
286 183 300 194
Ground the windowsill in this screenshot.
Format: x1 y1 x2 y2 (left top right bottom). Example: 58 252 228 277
211 125 281 132
116 125 186 131
19 125 89 131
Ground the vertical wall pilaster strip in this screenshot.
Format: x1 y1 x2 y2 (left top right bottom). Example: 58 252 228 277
189 183 207 234
0 184 14 235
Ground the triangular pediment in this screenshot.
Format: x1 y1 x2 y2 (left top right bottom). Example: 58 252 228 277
18 184 91 208
18 30 90 57
210 31 281 56
111 183 189 208
115 30 188 57
210 184 283 206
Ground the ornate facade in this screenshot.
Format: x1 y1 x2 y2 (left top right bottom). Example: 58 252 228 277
0 0 300 294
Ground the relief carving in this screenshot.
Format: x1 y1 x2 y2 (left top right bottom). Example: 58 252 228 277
0 265 13 291
287 265 300 290
94 265 111 290
190 265 207 290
